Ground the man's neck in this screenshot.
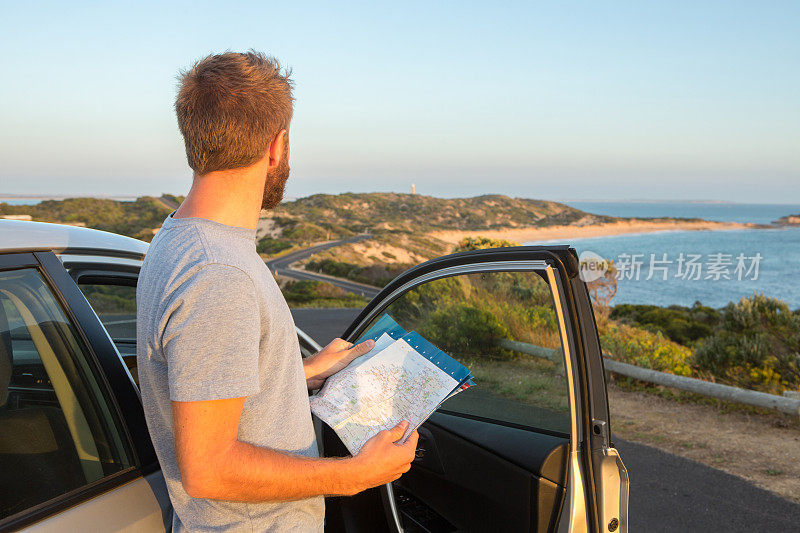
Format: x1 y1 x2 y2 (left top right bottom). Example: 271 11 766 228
173 165 266 230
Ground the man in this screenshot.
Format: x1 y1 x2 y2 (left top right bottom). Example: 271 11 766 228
137 51 418 532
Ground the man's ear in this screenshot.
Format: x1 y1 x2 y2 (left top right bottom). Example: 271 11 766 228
268 129 288 169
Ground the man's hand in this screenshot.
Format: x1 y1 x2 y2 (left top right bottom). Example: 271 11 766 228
346 421 419 494
304 337 375 390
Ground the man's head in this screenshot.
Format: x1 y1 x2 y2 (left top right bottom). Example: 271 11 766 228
175 51 293 209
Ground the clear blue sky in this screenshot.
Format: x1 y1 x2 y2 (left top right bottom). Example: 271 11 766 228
1 1 798 202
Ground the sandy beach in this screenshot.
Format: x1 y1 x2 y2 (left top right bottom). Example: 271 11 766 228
428 219 754 246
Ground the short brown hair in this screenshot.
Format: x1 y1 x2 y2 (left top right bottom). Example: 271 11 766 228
175 51 294 175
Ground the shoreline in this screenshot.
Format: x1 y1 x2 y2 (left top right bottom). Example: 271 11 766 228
428 219 756 246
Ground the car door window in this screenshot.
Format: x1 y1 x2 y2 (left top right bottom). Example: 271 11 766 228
77 279 138 382
78 282 136 352
0 268 133 522
365 269 571 436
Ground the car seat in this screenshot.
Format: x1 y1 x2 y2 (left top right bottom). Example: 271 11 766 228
0 298 86 519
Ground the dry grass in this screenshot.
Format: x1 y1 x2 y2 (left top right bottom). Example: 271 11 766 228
300 233 449 268
464 357 800 503
465 357 570 414
608 383 800 502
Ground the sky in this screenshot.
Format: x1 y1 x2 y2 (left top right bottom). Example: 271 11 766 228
0 1 798 203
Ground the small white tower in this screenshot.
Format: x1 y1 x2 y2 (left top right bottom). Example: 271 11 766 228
411 183 416 195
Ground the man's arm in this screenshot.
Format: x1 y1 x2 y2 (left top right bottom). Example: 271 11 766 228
173 397 418 501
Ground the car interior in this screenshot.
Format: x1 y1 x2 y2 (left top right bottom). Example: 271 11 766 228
0 269 130 520
70 273 139 385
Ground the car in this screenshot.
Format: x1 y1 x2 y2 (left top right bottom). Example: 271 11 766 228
0 219 628 532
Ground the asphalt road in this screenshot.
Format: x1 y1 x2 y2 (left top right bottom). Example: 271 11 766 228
291 307 800 532
265 235 382 299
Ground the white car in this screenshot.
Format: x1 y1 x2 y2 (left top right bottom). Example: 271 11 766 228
0 219 627 532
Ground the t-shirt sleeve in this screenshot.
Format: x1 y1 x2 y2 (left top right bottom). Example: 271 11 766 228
159 263 261 402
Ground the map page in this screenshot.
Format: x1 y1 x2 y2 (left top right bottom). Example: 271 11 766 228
310 314 409 404
352 315 474 388
310 315 474 454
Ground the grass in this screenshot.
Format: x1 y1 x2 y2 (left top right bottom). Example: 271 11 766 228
258 244 304 261
279 279 369 309
287 298 368 308
463 356 569 414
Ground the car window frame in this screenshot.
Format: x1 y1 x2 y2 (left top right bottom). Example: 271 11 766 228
69 268 139 364
343 258 584 440
0 252 151 532
351 263 575 438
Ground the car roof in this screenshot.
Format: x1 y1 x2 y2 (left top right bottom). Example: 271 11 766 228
0 219 148 258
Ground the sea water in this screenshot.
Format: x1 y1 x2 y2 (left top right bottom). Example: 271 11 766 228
525 202 800 309
563 201 800 225
0 199 42 206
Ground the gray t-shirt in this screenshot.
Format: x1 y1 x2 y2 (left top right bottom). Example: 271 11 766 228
136 214 324 532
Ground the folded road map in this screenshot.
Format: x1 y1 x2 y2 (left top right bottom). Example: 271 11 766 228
310 315 475 454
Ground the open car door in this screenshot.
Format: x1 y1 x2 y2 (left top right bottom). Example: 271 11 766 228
321 246 628 533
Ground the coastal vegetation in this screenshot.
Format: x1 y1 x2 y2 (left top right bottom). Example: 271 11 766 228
271 192 611 234
693 294 800 393
452 235 521 252
0 195 182 241
6 193 796 397
605 296 800 395
305 258 406 288
383 268 569 415
610 302 721 346
279 279 368 308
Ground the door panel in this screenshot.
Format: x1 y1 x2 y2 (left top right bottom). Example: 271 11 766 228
0 265 133 520
424 413 567 484
22 471 170 532
0 252 168 531
396 412 567 532
326 247 597 532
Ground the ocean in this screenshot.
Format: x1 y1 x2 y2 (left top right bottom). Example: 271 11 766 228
562 201 800 225
1 199 42 205
527 202 800 309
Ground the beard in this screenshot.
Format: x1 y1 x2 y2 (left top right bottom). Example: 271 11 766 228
261 148 290 210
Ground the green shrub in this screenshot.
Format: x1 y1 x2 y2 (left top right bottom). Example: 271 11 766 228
454 236 520 252
282 222 329 242
305 259 405 287
419 304 511 357
599 321 694 376
257 238 294 255
610 302 719 346
80 285 137 314
280 280 367 308
0 196 173 240
693 294 800 393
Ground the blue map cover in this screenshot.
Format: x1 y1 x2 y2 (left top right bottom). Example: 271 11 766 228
355 314 407 344
401 332 473 386
355 313 474 392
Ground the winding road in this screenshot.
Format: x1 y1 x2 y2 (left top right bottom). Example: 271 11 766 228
265 235 382 298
